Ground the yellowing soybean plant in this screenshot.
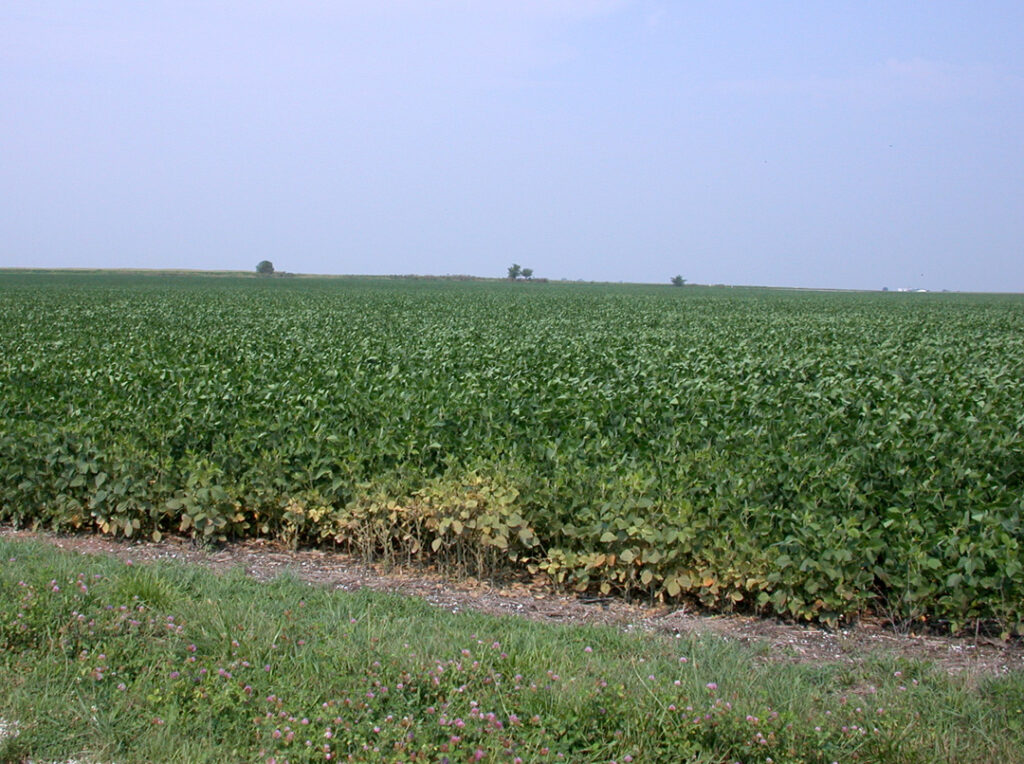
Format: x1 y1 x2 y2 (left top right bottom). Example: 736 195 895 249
2 273 1023 634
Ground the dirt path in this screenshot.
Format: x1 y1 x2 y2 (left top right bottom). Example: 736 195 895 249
3 526 1022 679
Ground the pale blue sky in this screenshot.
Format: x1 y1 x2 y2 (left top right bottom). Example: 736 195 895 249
2 1 1022 291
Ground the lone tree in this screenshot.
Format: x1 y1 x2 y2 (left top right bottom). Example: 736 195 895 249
256 260 275 275
507 263 522 280
521 267 533 280
670 275 686 287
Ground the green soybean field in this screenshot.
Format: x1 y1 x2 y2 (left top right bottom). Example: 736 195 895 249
2 272 1022 634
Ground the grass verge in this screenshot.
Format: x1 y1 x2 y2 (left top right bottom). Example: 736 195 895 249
1 539 1022 763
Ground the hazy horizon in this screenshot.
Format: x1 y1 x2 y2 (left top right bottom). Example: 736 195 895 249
2 2 1022 292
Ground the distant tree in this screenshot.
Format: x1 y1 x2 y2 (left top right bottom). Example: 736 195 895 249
256 260 275 275
507 263 522 280
670 275 686 287
521 268 534 280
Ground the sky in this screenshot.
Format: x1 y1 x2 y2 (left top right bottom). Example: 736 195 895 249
2 1 1022 291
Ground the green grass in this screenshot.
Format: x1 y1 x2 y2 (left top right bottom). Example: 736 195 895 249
2 539 1022 763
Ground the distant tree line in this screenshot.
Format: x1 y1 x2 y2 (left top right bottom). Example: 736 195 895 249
255 261 294 277
507 264 535 280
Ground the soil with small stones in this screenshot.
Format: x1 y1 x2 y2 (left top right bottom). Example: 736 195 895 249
3 526 1022 680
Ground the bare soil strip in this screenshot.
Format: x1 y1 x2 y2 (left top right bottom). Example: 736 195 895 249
3 526 1022 678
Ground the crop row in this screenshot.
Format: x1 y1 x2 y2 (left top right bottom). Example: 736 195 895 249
1 273 1022 634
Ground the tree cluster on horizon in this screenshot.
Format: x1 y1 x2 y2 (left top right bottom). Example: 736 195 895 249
508 264 534 280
